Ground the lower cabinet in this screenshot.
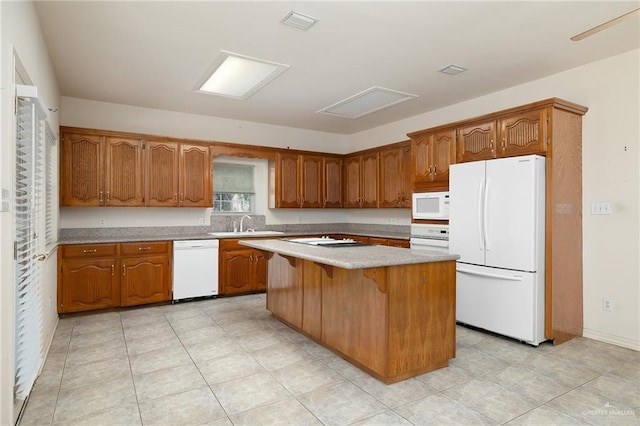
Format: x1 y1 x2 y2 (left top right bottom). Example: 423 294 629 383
58 241 172 313
219 239 268 295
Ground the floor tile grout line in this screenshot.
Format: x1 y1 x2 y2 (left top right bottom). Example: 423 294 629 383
121 311 145 426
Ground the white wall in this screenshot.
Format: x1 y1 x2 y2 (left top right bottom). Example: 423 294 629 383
0 1 60 423
349 49 640 350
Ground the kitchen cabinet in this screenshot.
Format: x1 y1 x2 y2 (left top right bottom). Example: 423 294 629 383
457 108 548 162
179 144 212 207
409 128 456 192
58 244 120 313
344 152 378 208
369 237 410 248
60 131 143 206
219 239 267 295
120 241 172 306
58 241 172 313
378 142 411 208
145 141 179 206
274 153 342 208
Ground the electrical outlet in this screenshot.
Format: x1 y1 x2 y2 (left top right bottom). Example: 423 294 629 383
99 217 106 226
603 298 614 311
591 202 613 215
198 218 206 225
388 218 397 224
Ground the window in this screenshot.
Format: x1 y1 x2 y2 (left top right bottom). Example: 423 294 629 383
43 126 57 250
212 163 255 213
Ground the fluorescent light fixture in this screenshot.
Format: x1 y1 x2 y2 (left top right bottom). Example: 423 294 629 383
317 86 418 119
281 10 319 30
197 51 290 100
439 64 466 75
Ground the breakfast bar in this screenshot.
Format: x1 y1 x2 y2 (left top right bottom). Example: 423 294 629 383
240 239 459 384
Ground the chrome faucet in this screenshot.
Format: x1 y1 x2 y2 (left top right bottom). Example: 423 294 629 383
239 215 251 232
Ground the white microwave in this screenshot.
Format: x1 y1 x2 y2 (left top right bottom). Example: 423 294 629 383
412 191 450 220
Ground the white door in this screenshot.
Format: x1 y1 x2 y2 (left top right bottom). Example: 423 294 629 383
485 156 544 271
449 160 486 266
456 264 538 343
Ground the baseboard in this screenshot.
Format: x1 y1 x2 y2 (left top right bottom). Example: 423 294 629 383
583 327 640 351
37 316 60 375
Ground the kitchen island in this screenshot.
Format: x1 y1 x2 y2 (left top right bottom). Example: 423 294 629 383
240 239 459 384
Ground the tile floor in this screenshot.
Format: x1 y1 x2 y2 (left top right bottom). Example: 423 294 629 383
19 293 639 425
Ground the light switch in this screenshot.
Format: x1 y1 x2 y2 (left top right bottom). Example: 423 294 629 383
591 202 613 215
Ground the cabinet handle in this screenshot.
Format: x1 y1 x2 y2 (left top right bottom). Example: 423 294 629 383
428 165 432 175
300 196 304 205
250 255 254 263
106 191 110 202
490 139 494 151
111 264 115 276
433 164 437 174
180 193 184 201
138 246 151 251
173 193 178 203
323 197 327 208
122 264 126 276
99 190 104 204
502 137 506 151
83 249 97 253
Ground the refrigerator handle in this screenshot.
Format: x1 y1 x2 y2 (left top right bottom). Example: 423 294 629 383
477 179 485 251
456 267 523 281
484 178 490 251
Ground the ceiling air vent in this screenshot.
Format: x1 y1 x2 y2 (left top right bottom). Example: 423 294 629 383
439 64 467 76
281 10 319 30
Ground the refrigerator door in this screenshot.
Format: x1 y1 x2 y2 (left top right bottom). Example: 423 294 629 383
485 156 544 271
456 264 543 344
449 160 486 266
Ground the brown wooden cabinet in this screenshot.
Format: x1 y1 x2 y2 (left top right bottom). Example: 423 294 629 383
120 241 172 306
219 239 268 295
378 142 411 208
274 153 341 208
409 128 456 192
457 108 549 162
58 241 172 313
344 152 379 208
60 127 212 207
61 131 143 206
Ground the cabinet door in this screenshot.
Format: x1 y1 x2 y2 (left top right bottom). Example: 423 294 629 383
400 143 412 208
344 156 361 208
323 157 343 208
180 144 212 207
253 250 268 291
300 155 323 208
60 132 103 206
146 141 179 206
221 249 254 294
431 129 457 183
411 134 431 185
360 152 379 208
499 108 548 157
457 121 497 162
60 258 119 313
121 255 171 306
276 153 301 208
105 137 144 206
378 148 402 208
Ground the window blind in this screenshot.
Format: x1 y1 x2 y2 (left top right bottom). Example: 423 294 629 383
14 91 46 400
213 163 255 193
44 126 57 250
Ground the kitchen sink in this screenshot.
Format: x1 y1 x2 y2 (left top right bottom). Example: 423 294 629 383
208 230 284 238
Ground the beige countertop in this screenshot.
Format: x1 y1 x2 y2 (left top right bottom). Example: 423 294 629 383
240 239 457 269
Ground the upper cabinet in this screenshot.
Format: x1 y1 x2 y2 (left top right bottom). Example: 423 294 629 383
60 128 212 207
457 108 548 162
378 142 411 208
344 152 378 208
61 131 143 206
273 152 342 208
409 128 456 192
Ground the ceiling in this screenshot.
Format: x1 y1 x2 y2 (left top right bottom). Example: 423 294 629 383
34 1 640 135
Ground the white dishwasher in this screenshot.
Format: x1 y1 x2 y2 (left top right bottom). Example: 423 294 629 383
173 239 219 301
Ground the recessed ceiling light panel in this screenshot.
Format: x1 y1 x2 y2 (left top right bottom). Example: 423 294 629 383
318 86 418 119
281 10 319 30
439 64 467 76
197 51 290 100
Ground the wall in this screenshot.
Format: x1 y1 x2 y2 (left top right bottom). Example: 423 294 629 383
0 1 60 423
349 49 640 350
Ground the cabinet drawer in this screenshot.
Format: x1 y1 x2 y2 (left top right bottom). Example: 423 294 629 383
61 243 118 258
120 241 169 256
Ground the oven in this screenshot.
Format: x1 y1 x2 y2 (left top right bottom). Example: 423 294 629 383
410 224 449 254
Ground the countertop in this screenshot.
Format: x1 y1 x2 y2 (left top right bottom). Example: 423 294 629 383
57 230 410 245
239 239 458 269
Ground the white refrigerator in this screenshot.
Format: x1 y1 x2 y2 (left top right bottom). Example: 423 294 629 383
449 155 546 345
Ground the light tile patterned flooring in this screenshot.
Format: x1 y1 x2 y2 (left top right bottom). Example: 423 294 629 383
19 293 639 425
